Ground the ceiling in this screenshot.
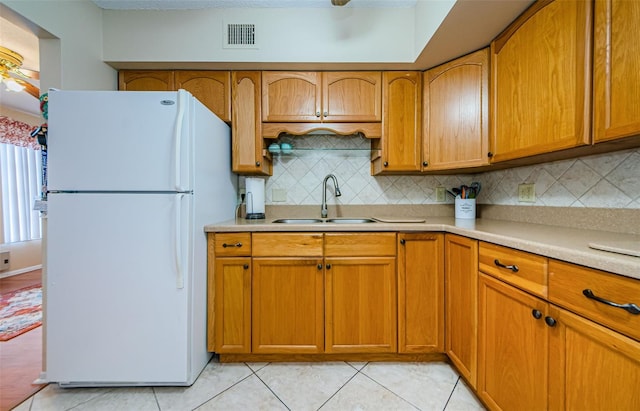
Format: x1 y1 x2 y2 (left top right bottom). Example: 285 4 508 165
0 15 40 115
92 0 418 9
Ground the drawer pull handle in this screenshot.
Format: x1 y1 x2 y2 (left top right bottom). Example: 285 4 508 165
222 242 242 248
494 259 519 273
582 289 640 315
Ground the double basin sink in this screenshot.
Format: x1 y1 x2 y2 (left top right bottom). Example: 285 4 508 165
273 218 376 224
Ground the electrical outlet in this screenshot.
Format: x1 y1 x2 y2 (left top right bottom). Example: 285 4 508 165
518 183 536 202
435 187 446 202
272 188 287 202
0 251 9 271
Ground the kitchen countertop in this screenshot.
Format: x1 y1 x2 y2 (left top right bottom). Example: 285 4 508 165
204 217 640 280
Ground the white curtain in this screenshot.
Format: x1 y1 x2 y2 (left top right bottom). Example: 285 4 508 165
0 142 42 242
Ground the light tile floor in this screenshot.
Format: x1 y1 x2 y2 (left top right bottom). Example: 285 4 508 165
14 360 484 411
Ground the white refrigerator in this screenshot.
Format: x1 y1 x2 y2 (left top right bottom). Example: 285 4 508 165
45 90 237 386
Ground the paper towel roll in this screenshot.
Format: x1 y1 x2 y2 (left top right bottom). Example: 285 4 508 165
245 177 265 219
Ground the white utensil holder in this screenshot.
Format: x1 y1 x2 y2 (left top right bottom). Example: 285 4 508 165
455 198 476 219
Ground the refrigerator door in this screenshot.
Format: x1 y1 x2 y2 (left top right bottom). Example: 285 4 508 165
47 90 192 192
46 192 195 385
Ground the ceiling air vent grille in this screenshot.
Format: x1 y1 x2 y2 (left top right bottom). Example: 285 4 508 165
225 23 257 49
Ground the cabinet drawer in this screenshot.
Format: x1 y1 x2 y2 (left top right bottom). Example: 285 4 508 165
252 233 323 257
214 233 251 256
479 242 548 298
549 260 640 341
325 232 396 256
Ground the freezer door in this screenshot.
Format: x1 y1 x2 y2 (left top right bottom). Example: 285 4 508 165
46 192 196 384
47 90 193 192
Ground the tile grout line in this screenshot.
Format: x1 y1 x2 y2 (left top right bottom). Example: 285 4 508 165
315 362 365 411
251 364 292 411
184 363 259 411
345 366 422 411
441 377 461 411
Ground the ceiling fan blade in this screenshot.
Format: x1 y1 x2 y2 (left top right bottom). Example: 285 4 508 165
14 78 41 99
17 68 40 80
331 0 351 5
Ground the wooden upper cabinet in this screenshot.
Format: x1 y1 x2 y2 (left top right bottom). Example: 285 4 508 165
373 71 422 174
490 0 592 163
175 71 231 122
231 71 271 175
322 72 382 122
424 49 489 171
118 70 174 91
593 0 640 142
261 71 381 123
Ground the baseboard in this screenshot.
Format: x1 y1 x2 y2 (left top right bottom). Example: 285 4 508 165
0 265 42 279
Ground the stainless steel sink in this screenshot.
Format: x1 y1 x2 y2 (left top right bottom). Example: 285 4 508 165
326 218 377 224
272 218 324 224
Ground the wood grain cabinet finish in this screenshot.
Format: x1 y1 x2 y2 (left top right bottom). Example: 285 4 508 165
372 71 422 174
547 304 640 411
478 273 549 411
231 71 271 175
445 234 478 387
261 71 381 123
118 70 231 121
118 70 174 91
325 233 397 353
593 0 640 142
423 49 489 171
174 71 231 122
398 233 444 353
490 0 592 163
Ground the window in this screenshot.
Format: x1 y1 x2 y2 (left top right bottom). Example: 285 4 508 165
0 116 43 243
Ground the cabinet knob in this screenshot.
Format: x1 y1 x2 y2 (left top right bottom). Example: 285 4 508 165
326 264 332 270
487 152 494 158
400 239 406 245
383 161 388 167
243 264 249 269
422 161 428 167
317 263 323 270
544 316 557 327
531 309 542 320
323 111 328 117
255 161 261 167
316 111 321 117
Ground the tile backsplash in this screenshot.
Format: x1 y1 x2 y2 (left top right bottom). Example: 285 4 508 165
246 135 639 209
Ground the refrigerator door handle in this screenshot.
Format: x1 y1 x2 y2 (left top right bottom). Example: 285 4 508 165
174 193 185 289
174 90 187 192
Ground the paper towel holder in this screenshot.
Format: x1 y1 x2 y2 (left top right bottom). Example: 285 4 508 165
245 191 265 219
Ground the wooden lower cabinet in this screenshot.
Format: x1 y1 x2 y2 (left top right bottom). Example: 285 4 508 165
214 257 251 353
325 256 397 353
548 305 640 411
478 273 549 411
445 234 478 387
252 257 324 353
398 233 444 353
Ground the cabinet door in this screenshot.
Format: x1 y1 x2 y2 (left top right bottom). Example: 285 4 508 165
322 72 381 122
118 70 174 91
490 0 591 162
593 0 640 142
175 71 231 122
424 49 489 170
214 257 251 353
262 72 321 122
397 233 444 353
325 257 397 353
478 274 549 411
374 71 422 174
252 258 324 353
445 234 478 387
548 305 640 411
231 71 271 175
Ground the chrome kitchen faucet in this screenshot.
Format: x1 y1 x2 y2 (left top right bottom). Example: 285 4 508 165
321 174 342 218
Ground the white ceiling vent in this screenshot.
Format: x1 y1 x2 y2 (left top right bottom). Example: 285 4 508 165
224 22 258 49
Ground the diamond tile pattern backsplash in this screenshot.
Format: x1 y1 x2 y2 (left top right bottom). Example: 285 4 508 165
243 135 640 209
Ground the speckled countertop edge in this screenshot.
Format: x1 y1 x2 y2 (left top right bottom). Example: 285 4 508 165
204 217 640 280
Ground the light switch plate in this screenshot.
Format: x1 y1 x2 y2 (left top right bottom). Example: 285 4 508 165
272 188 287 202
518 183 536 202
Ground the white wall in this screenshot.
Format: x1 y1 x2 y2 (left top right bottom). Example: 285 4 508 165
102 7 415 65
1 0 116 91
